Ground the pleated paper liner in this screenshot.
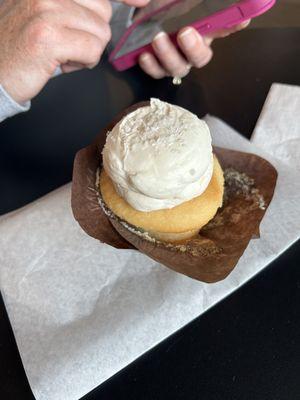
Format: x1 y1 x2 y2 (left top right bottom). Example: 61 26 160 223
72 102 277 283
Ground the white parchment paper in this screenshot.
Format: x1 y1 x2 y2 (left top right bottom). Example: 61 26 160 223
0 83 299 400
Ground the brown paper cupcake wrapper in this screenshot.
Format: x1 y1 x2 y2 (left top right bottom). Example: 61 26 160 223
71 102 277 283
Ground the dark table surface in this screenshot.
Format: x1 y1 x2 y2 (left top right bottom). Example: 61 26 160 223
0 26 300 400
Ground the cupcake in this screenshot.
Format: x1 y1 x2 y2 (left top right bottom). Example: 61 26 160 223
72 100 277 281
99 99 224 243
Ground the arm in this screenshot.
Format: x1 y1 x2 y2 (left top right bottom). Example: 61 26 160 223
0 0 112 123
0 0 148 124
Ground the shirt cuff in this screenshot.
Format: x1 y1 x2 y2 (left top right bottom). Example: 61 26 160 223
0 84 31 123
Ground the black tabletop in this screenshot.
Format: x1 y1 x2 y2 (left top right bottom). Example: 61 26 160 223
1 27 300 400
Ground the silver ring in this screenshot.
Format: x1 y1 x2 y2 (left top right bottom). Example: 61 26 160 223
172 64 192 86
172 76 182 85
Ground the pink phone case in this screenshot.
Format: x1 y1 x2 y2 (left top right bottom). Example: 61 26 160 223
109 0 276 71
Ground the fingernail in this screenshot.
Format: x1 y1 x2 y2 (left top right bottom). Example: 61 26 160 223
153 32 169 51
178 27 198 49
140 53 151 63
241 19 251 27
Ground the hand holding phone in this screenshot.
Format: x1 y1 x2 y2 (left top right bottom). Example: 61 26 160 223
110 0 276 72
140 16 251 79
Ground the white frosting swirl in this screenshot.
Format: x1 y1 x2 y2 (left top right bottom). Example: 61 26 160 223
102 98 213 212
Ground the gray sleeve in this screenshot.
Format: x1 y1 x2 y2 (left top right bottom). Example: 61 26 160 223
0 84 30 123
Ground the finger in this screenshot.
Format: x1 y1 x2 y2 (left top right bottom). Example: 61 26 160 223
205 19 251 43
73 0 112 22
116 0 151 6
139 52 167 79
54 28 105 69
61 61 85 73
152 32 191 77
45 2 111 43
233 19 252 31
177 27 213 68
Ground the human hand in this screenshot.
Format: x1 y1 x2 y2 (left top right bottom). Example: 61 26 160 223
139 20 251 79
0 0 113 104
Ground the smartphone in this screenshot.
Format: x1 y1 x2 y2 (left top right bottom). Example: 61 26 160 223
109 0 276 71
